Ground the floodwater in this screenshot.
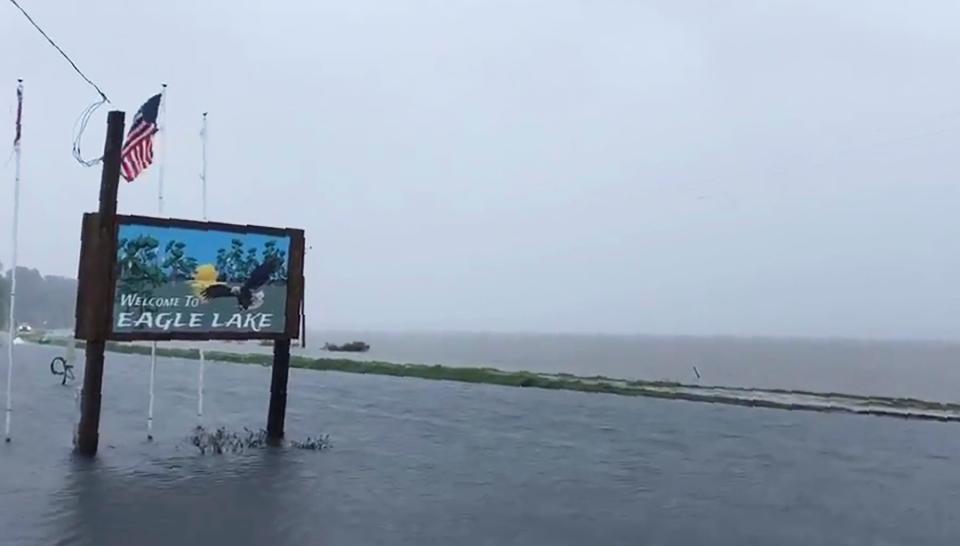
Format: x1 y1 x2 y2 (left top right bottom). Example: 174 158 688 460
1 342 959 545
152 330 960 402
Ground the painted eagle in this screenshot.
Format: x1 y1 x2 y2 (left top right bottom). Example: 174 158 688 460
200 257 279 310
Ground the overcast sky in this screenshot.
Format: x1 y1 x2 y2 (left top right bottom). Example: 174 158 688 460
2 1 960 339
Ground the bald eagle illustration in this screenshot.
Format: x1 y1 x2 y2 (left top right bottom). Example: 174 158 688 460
200 257 279 310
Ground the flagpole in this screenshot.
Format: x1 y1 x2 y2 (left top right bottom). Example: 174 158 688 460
157 83 167 216
201 112 208 220
197 112 208 423
5 80 23 442
147 83 167 441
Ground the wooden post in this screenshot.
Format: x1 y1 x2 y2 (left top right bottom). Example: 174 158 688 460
75 110 124 457
267 338 291 444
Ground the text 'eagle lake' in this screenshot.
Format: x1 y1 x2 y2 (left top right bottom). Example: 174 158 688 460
115 309 275 332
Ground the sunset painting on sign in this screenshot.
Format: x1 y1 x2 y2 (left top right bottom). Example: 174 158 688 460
112 222 292 336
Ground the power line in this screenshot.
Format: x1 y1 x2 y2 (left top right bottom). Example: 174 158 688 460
7 0 112 166
7 0 110 102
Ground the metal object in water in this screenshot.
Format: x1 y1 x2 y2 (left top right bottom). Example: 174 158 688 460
50 356 75 385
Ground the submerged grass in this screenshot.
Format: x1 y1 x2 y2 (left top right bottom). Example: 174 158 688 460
187 426 331 454
26 334 960 422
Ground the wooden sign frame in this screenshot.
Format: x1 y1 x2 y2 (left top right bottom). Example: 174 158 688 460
75 213 305 342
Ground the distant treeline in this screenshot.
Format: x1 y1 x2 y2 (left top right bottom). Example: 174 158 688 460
0 264 77 331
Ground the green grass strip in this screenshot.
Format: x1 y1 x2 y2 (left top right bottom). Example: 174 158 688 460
24 334 960 422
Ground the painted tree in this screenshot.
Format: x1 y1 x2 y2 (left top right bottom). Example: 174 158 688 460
216 239 250 283
260 240 288 282
215 238 289 284
162 240 199 281
116 235 167 312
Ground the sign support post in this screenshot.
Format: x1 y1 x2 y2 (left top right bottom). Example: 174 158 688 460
73 170 303 456
76 110 125 457
267 339 291 444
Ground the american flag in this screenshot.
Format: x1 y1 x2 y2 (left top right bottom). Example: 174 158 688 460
121 93 162 182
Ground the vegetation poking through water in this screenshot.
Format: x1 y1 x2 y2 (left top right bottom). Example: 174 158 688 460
26 334 960 422
188 426 331 454
190 426 268 454
291 435 332 450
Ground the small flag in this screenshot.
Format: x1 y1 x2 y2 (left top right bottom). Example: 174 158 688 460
14 80 23 148
120 93 162 182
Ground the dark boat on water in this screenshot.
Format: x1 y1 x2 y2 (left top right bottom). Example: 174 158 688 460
323 341 370 353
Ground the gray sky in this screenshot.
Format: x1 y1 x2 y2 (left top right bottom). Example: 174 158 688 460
2 1 960 339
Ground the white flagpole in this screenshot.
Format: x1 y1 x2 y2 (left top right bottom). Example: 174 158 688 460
197 112 208 423
201 112 208 220
5 79 23 442
157 83 168 216
147 83 168 441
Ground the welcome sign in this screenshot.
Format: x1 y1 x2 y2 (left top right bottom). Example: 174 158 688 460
77 215 305 341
